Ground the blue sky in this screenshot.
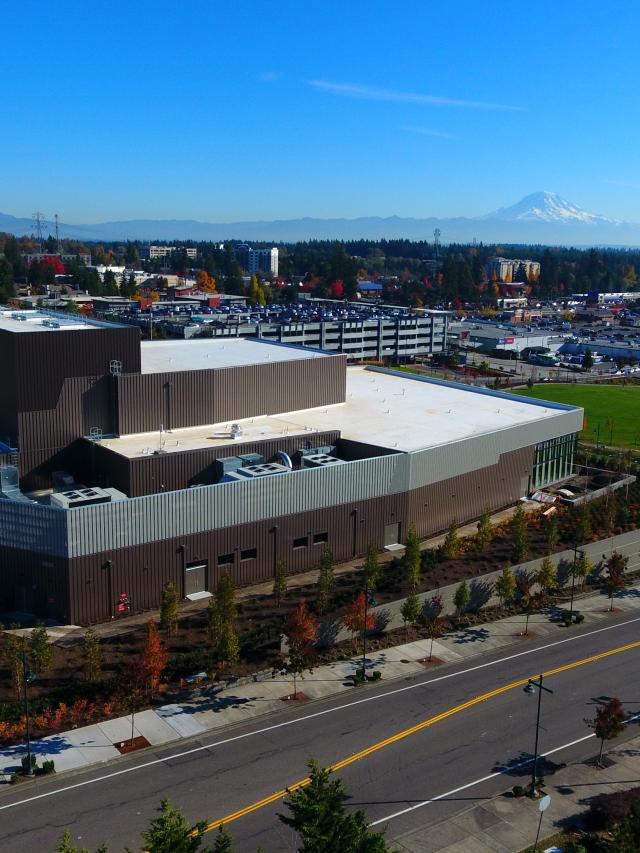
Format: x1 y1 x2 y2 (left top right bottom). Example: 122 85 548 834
3 0 640 223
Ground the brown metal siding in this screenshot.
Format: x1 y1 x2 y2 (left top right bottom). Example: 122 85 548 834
81 430 342 496
0 547 70 621
64 445 533 624
115 355 347 435
0 331 18 446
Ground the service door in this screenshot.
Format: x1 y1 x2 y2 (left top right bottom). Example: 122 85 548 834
384 522 401 547
184 561 207 596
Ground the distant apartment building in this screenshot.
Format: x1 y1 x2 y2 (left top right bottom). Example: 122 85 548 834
140 245 198 261
235 245 279 277
485 257 540 282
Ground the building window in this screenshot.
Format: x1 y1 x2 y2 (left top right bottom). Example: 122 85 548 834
241 548 257 561
293 536 308 549
218 553 234 567
313 532 328 545
533 433 577 488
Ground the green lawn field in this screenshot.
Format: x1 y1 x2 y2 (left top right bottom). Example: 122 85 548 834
511 383 640 448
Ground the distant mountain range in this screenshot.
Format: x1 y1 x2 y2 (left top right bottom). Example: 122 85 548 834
1 192 639 246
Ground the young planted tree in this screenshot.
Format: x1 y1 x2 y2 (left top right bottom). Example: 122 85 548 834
30 623 54 674
283 599 318 699
159 580 180 637
316 549 335 615
362 543 380 591
273 559 288 609
545 513 560 550
400 590 421 639
586 697 627 767
207 571 239 665
343 591 375 655
140 620 168 697
604 551 628 610
423 594 445 661
494 566 516 607
278 759 391 853
454 580 470 617
535 556 558 597
441 521 460 560
2 631 25 698
515 571 535 635
510 504 529 563
575 552 595 590
404 525 421 591
575 504 592 543
83 628 103 682
140 798 211 853
476 509 493 552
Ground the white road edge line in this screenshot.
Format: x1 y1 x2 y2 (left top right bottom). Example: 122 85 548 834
370 712 640 827
1 614 639 813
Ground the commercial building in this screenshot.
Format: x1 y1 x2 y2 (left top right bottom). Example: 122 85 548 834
140 246 198 260
234 245 279 277
0 308 582 625
485 257 540 282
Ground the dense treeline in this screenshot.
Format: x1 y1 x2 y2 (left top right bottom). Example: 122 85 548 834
2 230 640 306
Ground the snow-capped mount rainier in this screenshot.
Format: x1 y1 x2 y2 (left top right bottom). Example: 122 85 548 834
484 191 616 225
0 192 638 244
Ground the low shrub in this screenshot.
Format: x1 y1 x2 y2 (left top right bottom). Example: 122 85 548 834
588 785 640 830
41 759 55 775
561 610 573 627
371 670 382 681
21 753 36 774
574 613 585 624
512 784 527 797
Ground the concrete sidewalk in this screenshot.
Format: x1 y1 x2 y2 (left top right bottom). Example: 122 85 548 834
394 732 640 853
2 579 640 783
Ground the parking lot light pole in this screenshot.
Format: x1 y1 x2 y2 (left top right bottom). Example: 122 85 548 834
524 674 554 797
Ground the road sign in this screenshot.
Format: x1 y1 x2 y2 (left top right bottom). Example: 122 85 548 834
539 794 551 812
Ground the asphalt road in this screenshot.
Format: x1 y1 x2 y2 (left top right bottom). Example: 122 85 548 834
1 614 640 853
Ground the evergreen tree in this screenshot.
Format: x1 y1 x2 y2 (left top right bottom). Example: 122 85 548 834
454 580 470 616
83 628 103 682
55 830 108 853
494 566 516 606
273 560 288 608
582 348 594 370
316 549 335 615
278 760 391 853
160 580 180 637
475 510 493 552
510 504 529 563
140 798 211 853
545 514 560 550
207 572 239 665
212 825 234 853
403 525 421 591
1 630 25 697
441 521 460 560
0 257 14 303
575 504 592 543
30 623 54 674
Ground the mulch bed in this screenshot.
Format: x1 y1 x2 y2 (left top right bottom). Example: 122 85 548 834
114 735 151 754
281 691 310 703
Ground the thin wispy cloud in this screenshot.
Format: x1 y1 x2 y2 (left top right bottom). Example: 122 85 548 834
308 79 525 112
259 71 283 82
399 124 456 140
606 179 640 190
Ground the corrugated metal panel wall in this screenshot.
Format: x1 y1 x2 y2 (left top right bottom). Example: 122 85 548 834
0 500 67 555
115 354 347 434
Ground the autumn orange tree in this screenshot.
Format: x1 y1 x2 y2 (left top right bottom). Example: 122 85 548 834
195 270 217 293
140 620 168 697
343 591 375 655
283 599 318 698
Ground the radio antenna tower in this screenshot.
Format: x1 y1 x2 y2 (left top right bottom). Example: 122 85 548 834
54 214 61 253
32 212 46 254
433 227 441 260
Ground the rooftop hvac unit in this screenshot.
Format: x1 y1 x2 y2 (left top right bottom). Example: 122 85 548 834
300 445 337 458
52 470 76 491
301 454 344 469
233 463 291 479
238 453 264 466
50 487 113 509
215 456 244 480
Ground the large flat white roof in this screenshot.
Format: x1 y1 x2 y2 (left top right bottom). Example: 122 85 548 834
0 309 116 333
140 337 329 373
101 366 574 459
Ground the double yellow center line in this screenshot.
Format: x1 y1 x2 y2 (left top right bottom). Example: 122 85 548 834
202 638 640 834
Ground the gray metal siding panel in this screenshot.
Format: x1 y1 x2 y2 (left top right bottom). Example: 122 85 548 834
0 500 68 556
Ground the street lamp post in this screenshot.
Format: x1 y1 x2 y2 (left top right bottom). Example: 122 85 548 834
21 639 36 776
524 674 554 797
569 541 578 620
